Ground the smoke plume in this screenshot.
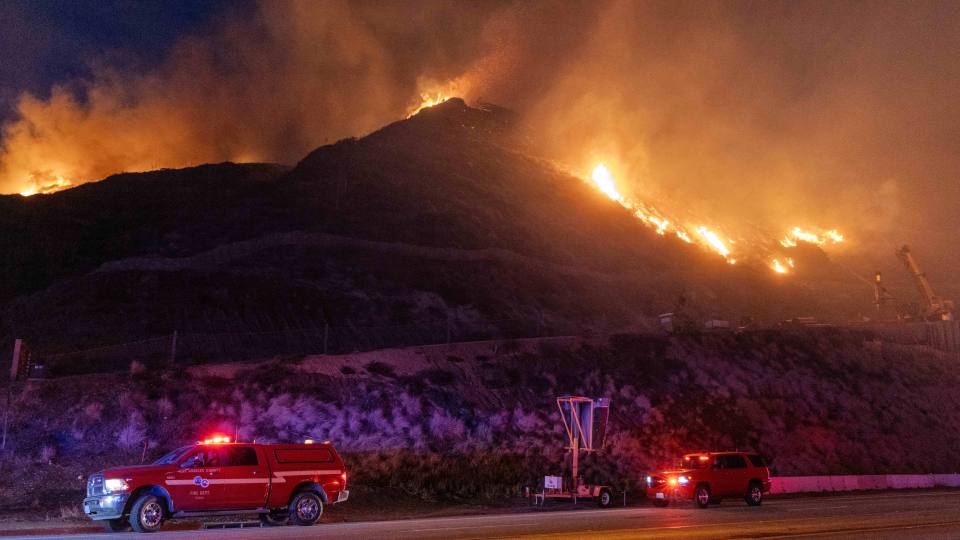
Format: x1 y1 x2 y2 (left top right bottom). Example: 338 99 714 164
2 0 960 283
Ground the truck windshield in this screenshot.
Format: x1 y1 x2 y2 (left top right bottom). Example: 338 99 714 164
153 446 193 465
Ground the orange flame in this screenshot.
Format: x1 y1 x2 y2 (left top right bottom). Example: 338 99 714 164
781 226 844 247
406 92 452 118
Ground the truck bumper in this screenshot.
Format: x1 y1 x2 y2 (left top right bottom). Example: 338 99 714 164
83 494 128 520
334 490 349 504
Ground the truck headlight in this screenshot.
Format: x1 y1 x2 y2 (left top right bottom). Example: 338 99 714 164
677 475 689 486
103 478 129 493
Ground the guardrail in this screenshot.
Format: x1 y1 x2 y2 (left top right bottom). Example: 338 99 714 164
771 474 960 494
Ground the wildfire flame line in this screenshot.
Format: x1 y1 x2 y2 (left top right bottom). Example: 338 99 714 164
584 162 844 275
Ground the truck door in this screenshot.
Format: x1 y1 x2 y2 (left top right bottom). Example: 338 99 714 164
166 447 222 511
210 445 270 509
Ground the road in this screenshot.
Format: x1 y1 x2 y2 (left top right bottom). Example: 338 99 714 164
11 490 960 539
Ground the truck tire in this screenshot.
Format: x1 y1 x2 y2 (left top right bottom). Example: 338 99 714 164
598 488 613 508
260 509 290 526
694 484 711 509
289 492 323 526
102 518 130 532
128 494 165 532
745 481 763 506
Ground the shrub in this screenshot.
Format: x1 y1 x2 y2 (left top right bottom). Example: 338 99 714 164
365 361 396 378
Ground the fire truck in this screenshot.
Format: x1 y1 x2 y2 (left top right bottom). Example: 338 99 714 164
83 436 348 532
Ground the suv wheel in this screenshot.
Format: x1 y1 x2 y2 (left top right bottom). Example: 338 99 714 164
745 481 763 506
598 488 613 508
289 492 323 526
694 484 711 509
129 494 165 532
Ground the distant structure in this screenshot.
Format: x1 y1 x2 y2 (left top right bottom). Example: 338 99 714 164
895 245 954 321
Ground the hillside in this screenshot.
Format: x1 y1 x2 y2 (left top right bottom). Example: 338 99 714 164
2 329 959 511
0 99 863 373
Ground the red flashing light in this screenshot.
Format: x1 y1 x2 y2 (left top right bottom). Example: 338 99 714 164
199 435 231 445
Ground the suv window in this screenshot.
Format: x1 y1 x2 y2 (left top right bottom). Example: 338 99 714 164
223 446 258 467
718 454 747 469
747 454 767 467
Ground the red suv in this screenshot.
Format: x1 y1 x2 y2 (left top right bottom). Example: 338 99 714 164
645 452 770 508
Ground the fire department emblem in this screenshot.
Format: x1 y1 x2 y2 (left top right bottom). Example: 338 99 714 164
193 475 210 488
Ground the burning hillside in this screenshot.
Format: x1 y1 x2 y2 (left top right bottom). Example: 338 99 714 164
3 0 959 288
0 98 871 361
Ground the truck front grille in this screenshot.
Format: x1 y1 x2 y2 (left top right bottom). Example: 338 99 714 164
87 474 104 496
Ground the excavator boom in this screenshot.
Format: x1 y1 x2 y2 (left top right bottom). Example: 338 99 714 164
896 245 954 321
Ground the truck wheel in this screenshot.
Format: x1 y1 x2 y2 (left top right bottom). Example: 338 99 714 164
598 488 613 508
745 481 763 506
129 494 165 532
102 518 130 532
289 492 323 526
694 484 711 509
260 509 290 526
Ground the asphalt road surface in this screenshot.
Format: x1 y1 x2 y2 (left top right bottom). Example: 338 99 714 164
13 490 960 539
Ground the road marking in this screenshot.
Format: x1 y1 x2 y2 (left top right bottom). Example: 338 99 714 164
749 518 960 538
785 504 849 511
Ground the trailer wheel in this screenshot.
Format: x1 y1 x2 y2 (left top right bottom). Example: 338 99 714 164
289 492 323 526
598 488 613 508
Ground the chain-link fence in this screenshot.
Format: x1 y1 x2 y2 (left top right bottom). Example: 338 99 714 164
32 318 585 377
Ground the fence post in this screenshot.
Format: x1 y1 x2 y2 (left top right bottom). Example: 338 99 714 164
169 330 178 364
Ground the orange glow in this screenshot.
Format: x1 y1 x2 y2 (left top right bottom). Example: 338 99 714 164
200 435 231 444
19 174 73 197
771 259 789 274
668 477 678 486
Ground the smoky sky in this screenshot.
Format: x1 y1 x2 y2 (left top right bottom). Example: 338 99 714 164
1 0 959 284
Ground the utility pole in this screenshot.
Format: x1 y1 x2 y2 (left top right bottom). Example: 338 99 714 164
323 324 329 355
2 339 23 451
169 330 178 364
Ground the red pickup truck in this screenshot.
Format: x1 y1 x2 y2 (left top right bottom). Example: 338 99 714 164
646 452 771 508
83 439 349 532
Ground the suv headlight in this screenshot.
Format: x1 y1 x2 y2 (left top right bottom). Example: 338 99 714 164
103 478 129 493
677 475 689 486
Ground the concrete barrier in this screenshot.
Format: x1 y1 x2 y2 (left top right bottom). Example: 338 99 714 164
770 474 960 494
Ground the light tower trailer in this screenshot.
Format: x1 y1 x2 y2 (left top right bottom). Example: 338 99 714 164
534 396 615 508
